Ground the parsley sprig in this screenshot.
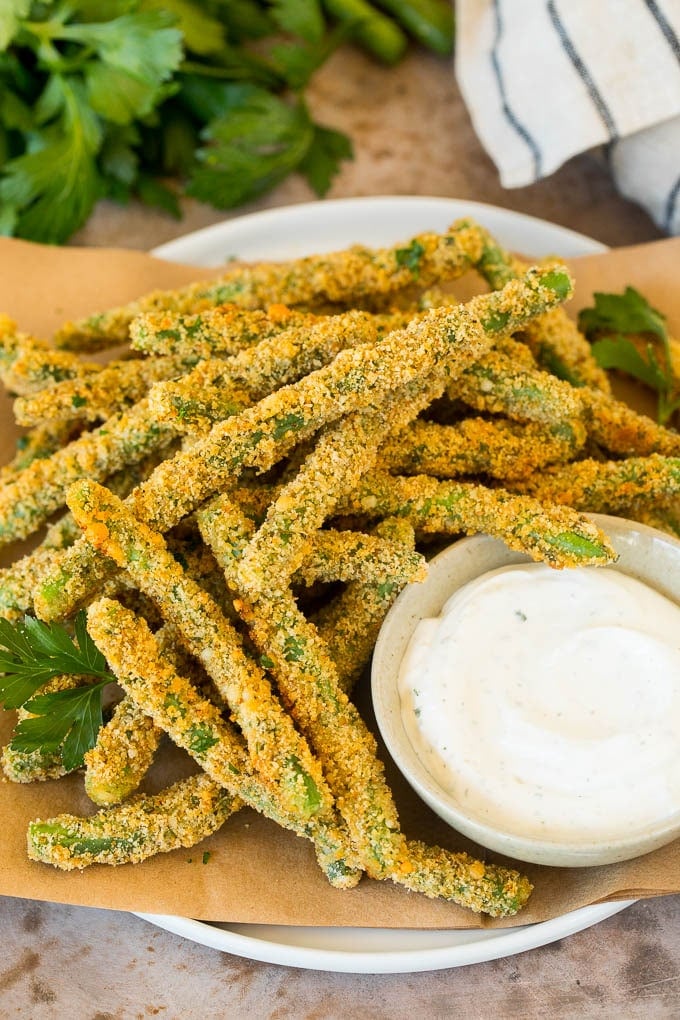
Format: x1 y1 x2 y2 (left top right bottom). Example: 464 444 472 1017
579 286 680 425
0 611 116 770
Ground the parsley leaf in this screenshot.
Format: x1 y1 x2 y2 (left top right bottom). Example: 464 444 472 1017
71 11 183 124
99 123 140 200
0 611 117 770
139 0 227 56
589 336 668 392
12 682 109 772
0 75 102 243
578 286 667 342
579 286 679 425
0 611 114 708
0 0 394 242
0 0 30 50
396 238 426 277
186 84 314 207
269 20 349 90
299 124 353 196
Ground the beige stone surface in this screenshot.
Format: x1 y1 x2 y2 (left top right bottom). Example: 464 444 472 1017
2 43 678 1017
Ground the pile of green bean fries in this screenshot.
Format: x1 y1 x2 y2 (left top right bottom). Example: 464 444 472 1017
2 218 679 920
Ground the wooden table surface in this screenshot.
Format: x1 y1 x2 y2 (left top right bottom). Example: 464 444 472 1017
1 45 678 1019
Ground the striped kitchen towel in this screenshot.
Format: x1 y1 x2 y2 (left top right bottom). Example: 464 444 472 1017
455 0 680 233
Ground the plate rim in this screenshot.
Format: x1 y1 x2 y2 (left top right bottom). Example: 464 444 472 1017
134 900 634 974
148 194 629 972
152 194 608 265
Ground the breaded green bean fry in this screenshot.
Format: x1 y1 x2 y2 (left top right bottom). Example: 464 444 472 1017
401 840 532 917
336 471 615 567
0 422 84 485
293 529 426 588
472 229 609 390
453 341 583 426
313 518 419 693
455 343 680 458
0 316 97 394
0 447 178 620
0 398 176 547
28 772 239 869
151 309 401 432
510 454 680 512
581 388 680 457
234 581 407 879
84 695 163 807
55 220 487 349
237 378 443 592
14 355 188 428
381 416 586 480
130 303 319 358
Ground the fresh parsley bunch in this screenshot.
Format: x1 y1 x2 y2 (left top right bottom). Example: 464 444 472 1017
0 0 453 245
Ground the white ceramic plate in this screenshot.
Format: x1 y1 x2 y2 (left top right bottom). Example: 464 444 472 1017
140 196 628 973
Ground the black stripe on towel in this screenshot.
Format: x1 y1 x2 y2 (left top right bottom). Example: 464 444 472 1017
490 0 543 178
547 0 619 141
664 174 680 232
644 0 680 61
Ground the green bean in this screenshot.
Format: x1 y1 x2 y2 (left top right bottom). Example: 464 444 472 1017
373 0 454 55
472 229 610 390
150 309 400 432
14 355 188 428
510 454 680 513
0 422 84 484
454 342 680 458
400 840 532 917
336 471 616 567
28 772 239 870
313 518 419 692
581 388 680 457
0 317 97 394
237 378 442 592
0 449 176 620
322 0 408 63
54 219 486 349
0 398 176 547
381 416 586 480
453 341 583 426
129 304 319 359
293 528 426 587
84 696 163 807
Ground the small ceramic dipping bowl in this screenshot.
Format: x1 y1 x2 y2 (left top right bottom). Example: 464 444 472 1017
371 514 680 867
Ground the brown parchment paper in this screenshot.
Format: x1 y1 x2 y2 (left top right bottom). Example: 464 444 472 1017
0 233 679 930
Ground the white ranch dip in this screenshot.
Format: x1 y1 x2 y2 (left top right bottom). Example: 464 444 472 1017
398 563 680 843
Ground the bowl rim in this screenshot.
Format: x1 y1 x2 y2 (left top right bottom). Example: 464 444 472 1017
371 513 680 866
